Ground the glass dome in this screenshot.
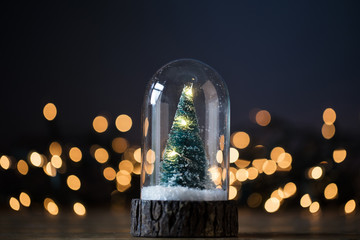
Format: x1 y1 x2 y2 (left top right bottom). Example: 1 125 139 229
141 59 230 201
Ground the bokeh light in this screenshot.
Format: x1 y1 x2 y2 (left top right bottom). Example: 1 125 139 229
270 147 285 162
283 182 297 198
45 199 59 216
19 192 31 207
309 166 323 180
247 193 262 208
263 160 277 175
133 148 142 163
333 149 346 163
93 116 108 133
229 148 239 163
9 197 20 211
49 142 62 156
277 152 292 169
43 103 57 121
29 152 43 167
17 160 29 175
119 160 134 174
51 155 62 169
256 110 271 126
69 147 82 162
73 202 86 216
264 197 280 213
112 137 128 154
344 199 356 214
231 131 250 149
300 194 312 208
323 108 336 125
309 201 320 214
115 114 132 132
324 183 338 200
67 175 81 191
321 123 335 139
236 168 248 182
103 167 116 181
229 186 237 200
94 148 109 163
0 155 11 170
146 149 156 164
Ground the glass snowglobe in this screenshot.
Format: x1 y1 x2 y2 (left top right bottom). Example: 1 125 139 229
141 59 230 201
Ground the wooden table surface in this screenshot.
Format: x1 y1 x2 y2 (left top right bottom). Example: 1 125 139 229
0 209 359 239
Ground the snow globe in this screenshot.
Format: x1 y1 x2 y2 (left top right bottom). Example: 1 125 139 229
131 59 237 237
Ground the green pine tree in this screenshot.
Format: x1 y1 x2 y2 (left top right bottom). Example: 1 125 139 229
160 84 214 189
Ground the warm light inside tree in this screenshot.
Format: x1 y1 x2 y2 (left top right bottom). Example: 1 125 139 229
160 84 213 189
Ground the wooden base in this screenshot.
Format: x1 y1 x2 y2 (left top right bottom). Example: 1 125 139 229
130 199 238 237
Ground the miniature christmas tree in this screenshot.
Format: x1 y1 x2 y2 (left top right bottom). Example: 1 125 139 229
160 84 213 189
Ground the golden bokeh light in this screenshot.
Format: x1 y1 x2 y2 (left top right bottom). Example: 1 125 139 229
229 147 239 163
51 155 62 169
236 169 248 182
321 123 335 139
300 194 312 208
231 131 250 149
116 171 132 186
49 142 62 156
47 201 59 215
103 167 116 181
247 193 262 208
229 186 237 200
252 158 266 173
17 160 29 175
133 163 141 175
119 160 134 174
146 149 156 164
133 148 142 163
344 199 356 214
9 197 20 211
309 201 320 214
29 152 43 167
277 152 292 169
0 155 11 170
324 183 338 200
115 114 132 132
264 197 280 213
247 167 259 180
69 147 82 162
112 137 128 154
309 166 323 180
270 147 285 161
94 148 109 163
323 108 336 125
235 159 250 168
43 103 57 121
219 135 225 151
67 175 81 191
271 189 283 201
216 150 223 164
144 163 154 175
256 110 271 127
229 169 236 185
93 116 108 133
333 149 346 163
283 182 297 198
19 192 31 207
209 166 222 185
44 162 57 177
73 202 86 216
263 160 277 175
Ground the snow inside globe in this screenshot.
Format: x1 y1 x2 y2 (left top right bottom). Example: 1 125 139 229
141 59 230 201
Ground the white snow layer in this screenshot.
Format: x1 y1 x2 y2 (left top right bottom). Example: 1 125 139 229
141 186 227 201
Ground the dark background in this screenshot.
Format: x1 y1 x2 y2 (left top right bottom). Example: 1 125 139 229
1 0 360 150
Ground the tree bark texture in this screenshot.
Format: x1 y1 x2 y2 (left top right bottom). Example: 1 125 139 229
130 199 238 237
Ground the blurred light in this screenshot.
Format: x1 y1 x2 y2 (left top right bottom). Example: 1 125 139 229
252 158 266 173
277 152 292 169
333 149 346 163
44 162 57 177
229 186 237 200
344 199 356 214
116 182 131 192
73 202 86 216
19 192 31 207
256 110 271 127
324 183 338 200
43 103 57 121
29 152 43 167
67 175 81 191
144 163 154 175
229 168 236 185
219 135 225 151
271 190 283 201
216 150 223 164
51 155 62 169
0 155 11 170
264 198 280 213
132 163 141 175
103 167 116 181
47 201 59 215
321 124 335 139
247 193 262 208
146 149 156 164
119 160 134 174
209 167 222 185
116 171 131 185
17 160 29 175
94 148 109 163
235 159 250 168
133 148 142 163
300 194 312 208
69 147 82 162
93 116 108 133
270 147 285 162
9 197 20 211
231 131 250 149
115 114 132 132
323 108 336 125
263 160 277 175
309 201 320 214
283 182 297 198
236 169 248 182
49 141 62 156
229 148 239 163
112 137 128 154
144 117 149 137
247 167 259 180
309 166 323 180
